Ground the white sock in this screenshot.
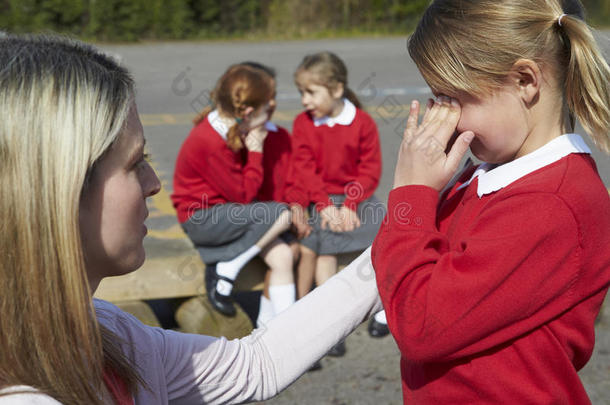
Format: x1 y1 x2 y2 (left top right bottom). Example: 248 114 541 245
374 310 387 324
269 283 296 315
215 245 261 295
256 295 275 327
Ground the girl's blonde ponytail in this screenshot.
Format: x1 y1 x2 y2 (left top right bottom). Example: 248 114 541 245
559 13 610 152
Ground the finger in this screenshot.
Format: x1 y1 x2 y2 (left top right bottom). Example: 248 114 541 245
444 130 459 154
417 97 457 153
403 100 420 143
343 214 351 231
431 96 451 127
421 98 435 126
351 213 360 231
337 215 347 232
436 97 462 145
321 217 328 230
422 96 447 128
445 131 474 175
335 212 345 232
422 98 451 150
344 220 354 232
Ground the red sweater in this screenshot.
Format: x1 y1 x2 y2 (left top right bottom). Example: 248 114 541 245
372 150 610 403
171 117 294 223
257 125 294 203
290 109 382 211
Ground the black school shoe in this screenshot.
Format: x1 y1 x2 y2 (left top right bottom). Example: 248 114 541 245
327 340 346 357
368 317 390 338
205 264 236 316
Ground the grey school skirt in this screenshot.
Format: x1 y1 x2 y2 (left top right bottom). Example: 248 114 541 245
182 201 288 264
300 195 386 255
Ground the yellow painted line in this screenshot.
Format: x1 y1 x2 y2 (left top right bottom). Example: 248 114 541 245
145 155 177 217
141 113 194 126
151 184 178 217
148 223 188 240
144 154 189 240
149 210 170 219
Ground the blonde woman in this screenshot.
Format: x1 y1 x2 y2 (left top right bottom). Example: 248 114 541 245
0 35 382 404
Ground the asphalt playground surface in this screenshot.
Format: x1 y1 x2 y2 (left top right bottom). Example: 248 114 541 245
97 34 610 404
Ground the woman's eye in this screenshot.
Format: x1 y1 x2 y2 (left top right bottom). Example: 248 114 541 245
135 153 150 168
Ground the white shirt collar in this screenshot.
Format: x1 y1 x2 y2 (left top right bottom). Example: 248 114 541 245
460 134 591 197
207 109 278 139
313 98 356 128
207 109 230 140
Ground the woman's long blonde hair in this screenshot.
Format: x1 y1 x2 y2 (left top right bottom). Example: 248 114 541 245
0 35 143 404
408 0 610 153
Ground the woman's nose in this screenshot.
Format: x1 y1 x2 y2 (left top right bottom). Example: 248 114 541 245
146 165 161 197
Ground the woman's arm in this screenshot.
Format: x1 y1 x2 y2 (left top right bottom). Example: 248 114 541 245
96 249 381 404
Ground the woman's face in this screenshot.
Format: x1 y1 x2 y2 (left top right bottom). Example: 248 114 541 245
80 102 161 290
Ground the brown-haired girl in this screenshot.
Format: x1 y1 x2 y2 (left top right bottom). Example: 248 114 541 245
372 0 610 403
171 64 296 319
291 51 388 353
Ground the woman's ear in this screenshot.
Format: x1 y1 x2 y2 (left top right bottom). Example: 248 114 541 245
510 59 541 107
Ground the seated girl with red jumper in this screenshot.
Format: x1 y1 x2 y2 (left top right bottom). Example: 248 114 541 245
371 0 610 403
171 64 296 321
291 52 389 353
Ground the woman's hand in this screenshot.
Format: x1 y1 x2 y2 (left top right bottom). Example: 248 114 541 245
320 205 343 232
338 206 361 232
290 204 312 239
393 97 474 191
244 126 268 152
